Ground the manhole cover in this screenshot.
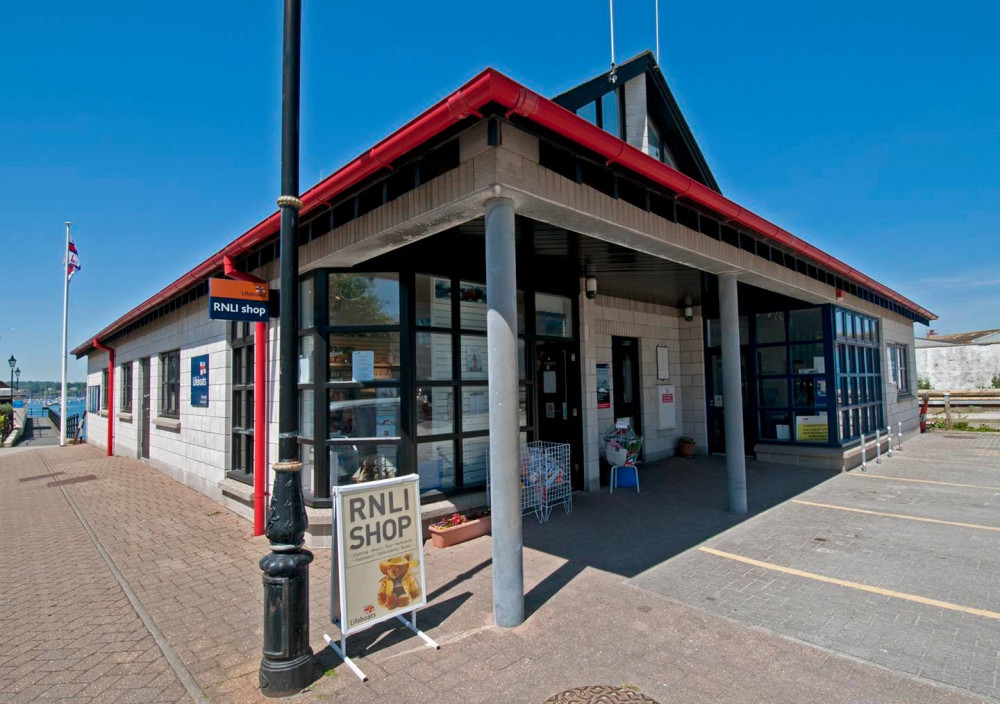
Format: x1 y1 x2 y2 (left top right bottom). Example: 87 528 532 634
543 685 660 703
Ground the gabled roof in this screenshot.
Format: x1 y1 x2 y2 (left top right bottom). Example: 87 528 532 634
552 51 720 192
72 66 934 356
925 329 1000 346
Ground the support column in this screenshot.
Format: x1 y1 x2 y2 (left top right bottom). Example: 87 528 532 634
719 273 747 515
485 197 524 628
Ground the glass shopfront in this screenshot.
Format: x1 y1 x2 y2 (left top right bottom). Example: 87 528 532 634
297 267 579 505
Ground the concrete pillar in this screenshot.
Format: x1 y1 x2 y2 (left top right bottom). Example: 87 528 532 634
485 197 524 627
719 273 748 515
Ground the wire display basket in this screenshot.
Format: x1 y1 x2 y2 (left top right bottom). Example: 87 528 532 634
487 441 572 523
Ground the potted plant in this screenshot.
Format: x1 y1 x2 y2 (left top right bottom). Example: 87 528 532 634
677 436 697 458
428 508 492 548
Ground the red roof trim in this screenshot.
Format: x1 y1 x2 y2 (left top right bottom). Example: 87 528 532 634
73 68 933 354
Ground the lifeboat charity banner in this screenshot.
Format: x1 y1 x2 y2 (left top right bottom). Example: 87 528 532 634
207 278 270 322
333 474 426 635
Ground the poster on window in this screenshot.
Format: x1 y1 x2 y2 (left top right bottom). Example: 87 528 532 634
596 363 611 409
190 354 209 407
795 414 829 442
333 474 427 636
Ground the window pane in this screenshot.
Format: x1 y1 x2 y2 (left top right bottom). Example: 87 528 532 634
707 319 721 347
836 310 845 338
329 331 400 381
233 348 243 385
418 440 455 492
759 410 791 440
299 275 314 330
330 443 400 486
299 335 314 384
232 390 243 428
415 274 451 327
299 389 314 439
460 335 488 380
535 293 573 337
601 90 619 137
246 344 254 383
756 312 786 344
790 343 825 374
328 387 400 439
577 101 597 126
648 119 662 161
458 281 488 330
416 387 453 436
757 346 787 376
759 379 788 408
462 437 490 488
461 388 490 432
793 377 824 407
300 443 315 494
328 273 399 326
416 332 452 380
789 308 823 342
519 386 528 427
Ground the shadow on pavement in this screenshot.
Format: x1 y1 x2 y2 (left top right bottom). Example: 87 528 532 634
522 454 837 617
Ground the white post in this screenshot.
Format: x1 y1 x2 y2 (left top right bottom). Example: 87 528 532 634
860 434 867 472
60 222 71 446
655 0 660 64
485 197 523 627
719 273 747 514
875 428 881 465
886 426 892 458
897 421 903 451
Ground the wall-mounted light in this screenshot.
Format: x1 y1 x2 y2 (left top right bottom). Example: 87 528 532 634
683 294 694 322
585 264 598 300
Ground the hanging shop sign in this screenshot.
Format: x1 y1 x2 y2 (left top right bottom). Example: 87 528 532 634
326 473 438 680
190 354 209 407
207 278 270 322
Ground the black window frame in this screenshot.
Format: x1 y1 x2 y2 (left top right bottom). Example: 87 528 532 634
120 362 133 413
159 349 181 418
228 322 255 484
100 369 109 410
834 308 884 443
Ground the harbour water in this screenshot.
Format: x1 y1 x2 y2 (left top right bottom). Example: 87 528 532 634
26 400 86 419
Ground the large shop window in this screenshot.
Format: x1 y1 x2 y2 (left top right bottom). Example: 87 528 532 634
414 274 531 493
835 308 883 442
159 350 180 418
229 323 255 482
752 307 832 444
325 273 402 491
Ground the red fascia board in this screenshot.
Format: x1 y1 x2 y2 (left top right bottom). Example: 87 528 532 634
73 69 933 355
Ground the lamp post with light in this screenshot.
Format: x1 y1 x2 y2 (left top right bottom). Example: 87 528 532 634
14 368 20 392
7 356 15 405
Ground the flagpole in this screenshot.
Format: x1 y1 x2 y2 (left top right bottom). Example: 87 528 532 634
60 222 70 446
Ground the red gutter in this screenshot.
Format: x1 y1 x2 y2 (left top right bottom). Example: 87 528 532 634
223 256 268 537
92 339 114 457
72 68 934 355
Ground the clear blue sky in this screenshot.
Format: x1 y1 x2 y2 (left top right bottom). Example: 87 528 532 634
1 1 997 381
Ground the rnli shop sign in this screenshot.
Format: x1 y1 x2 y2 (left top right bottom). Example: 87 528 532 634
208 278 270 322
333 474 426 636
190 354 209 408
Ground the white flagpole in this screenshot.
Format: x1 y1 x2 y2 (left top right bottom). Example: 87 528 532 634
60 222 71 446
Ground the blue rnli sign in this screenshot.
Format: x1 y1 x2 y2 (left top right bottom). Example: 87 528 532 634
191 354 209 408
208 278 270 323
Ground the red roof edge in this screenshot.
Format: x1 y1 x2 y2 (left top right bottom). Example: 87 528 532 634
73 68 934 355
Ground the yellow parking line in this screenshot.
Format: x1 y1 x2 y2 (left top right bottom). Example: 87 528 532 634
791 499 1000 532
848 472 1000 492
698 546 1000 621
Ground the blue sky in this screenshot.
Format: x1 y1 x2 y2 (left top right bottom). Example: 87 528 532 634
1 1 997 381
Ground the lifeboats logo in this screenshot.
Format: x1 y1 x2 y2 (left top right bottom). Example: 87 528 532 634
349 604 377 627
199 361 207 376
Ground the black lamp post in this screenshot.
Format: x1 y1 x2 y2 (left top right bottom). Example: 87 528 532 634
14 367 20 391
8 356 15 404
258 0 314 697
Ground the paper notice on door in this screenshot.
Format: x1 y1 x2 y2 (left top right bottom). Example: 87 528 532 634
543 370 557 394
545 402 556 419
352 351 375 382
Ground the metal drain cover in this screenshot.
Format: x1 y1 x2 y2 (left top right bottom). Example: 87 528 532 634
543 685 660 703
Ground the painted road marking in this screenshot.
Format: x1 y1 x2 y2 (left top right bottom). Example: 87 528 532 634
847 472 1000 492
698 546 1000 622
791 499 1000 532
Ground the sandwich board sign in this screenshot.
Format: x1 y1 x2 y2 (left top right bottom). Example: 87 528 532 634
207 278 270 322
325 473 438 680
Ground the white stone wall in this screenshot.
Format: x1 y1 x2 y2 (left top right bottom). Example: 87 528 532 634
579 287 707 490
916 344 1000 390
881 313 920 436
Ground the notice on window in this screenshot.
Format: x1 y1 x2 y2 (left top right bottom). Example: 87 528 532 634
596 363 611 409
352 351 375 382
795 414 829 442
543 370 557 394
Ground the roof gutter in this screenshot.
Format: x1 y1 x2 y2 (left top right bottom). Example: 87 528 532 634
72 69 933 355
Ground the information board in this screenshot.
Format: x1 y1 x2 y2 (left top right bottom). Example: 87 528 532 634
190 354 209 407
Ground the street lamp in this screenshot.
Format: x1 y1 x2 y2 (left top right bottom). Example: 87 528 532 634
8 355 15 404
14 367 20 391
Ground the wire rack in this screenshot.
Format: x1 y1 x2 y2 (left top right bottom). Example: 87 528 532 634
487 441 572 523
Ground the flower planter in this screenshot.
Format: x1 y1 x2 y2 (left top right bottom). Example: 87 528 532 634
678 442 696 459
429 516 492 548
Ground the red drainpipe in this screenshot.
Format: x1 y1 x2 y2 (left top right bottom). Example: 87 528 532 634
224 256 268 537
92 339 114 457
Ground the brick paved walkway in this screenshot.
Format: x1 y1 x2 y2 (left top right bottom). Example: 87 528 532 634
0 441 989 703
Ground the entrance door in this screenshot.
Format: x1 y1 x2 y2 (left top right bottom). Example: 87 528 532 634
611 337 642 435
535 340 583 489
139 357 151 459
707 351 754 455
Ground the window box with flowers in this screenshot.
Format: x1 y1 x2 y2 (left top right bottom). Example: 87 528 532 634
428 508 491 549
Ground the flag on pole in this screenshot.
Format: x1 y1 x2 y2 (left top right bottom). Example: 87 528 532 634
67 237 81 281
